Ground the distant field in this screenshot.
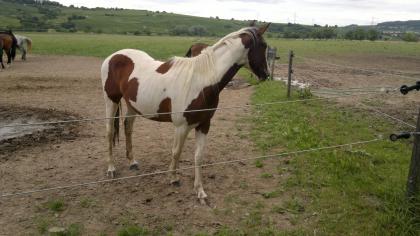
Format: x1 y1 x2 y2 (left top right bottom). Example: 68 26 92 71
22 32 420 61
23 32 214 59
268 39 420 59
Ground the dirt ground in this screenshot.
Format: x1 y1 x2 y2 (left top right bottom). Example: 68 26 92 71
0 53 419 235
0 55 292 235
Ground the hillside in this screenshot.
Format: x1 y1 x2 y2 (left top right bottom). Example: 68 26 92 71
377 20 420 33
0 0 316 37
0 0 418 40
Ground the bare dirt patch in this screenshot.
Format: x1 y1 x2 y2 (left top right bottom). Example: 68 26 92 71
0 55 292 235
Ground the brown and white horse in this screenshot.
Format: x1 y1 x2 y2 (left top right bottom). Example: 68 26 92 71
101 24 270 202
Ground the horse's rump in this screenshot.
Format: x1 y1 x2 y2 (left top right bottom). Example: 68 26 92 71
26 38 32 52
0 34 13 49
0 33 17 60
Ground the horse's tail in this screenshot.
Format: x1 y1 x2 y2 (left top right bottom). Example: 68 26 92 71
112 102 121 146
26 38 32 52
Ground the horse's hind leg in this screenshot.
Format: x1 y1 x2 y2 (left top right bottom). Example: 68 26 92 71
21 47 27 61
105 98 119 178
0 49 4 69
124 106 138 170
194 121 210 204
169 124 190 185
5 49 11 66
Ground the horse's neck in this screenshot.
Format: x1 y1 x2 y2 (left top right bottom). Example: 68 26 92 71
211 40 246 89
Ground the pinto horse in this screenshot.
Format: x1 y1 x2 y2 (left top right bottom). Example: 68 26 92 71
15 35 32 61
101 24 270 202
0 31 17 69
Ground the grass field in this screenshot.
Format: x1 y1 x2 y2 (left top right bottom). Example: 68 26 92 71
22 32 420 61
247 82 418 235
8 32 420 235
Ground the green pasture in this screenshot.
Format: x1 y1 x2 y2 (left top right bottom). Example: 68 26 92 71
23 32 214 59
22 32 420 61
15 32 420 235
246 81 419 235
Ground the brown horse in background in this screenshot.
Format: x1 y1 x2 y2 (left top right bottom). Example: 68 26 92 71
0 31 17 69
185 21 257 58
185 43 209 57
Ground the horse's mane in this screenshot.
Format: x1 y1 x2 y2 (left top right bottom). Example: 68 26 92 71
167 27 256 88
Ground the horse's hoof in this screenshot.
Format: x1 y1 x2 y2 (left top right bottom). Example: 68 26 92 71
197 189 208 205
129 163 139 170
199 198 208 205
170 179 181 186
107 170 116 178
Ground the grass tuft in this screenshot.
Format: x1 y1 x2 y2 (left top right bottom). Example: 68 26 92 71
47 199 65 212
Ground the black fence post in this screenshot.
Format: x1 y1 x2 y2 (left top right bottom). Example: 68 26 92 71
407 108 420 200
287 50 294 99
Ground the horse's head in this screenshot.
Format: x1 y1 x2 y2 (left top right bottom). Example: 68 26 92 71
240 23 271 81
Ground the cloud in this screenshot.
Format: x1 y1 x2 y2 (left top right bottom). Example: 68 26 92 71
56 0 420 26
216 0 282 3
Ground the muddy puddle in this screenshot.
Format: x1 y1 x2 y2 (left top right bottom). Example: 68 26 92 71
0 106 80 155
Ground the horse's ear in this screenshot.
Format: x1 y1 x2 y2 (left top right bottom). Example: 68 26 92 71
258 23 271 35
249 20 257 27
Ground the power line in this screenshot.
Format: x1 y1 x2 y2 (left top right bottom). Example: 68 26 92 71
0 137 382 198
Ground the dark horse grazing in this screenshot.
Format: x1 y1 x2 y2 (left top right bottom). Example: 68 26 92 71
101 24 270 203
0 30 17 69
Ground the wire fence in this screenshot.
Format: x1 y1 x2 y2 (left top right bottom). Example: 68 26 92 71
0 90 395 129
1 51 419 200
0 137 382 198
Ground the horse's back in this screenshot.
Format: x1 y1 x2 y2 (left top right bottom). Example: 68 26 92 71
101 49 158 79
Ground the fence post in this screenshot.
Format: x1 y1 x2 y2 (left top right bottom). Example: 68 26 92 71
270 47 277 80
287 50 294 99
407 108 420 200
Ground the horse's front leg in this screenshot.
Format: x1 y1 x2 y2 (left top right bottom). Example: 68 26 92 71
194 121 210 204
105 99 119 178
169 125 190 185
124 107 138 170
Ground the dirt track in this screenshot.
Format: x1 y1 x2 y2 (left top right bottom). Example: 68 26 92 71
274 55 420 125
0 56 292 234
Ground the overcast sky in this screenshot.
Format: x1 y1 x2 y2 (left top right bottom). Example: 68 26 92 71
55 0 419 26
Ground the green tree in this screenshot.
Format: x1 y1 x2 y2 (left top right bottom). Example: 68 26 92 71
189 25 208 36
366 29 380 41
169 25 189 36
402 32 419 42
345 28 366 40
